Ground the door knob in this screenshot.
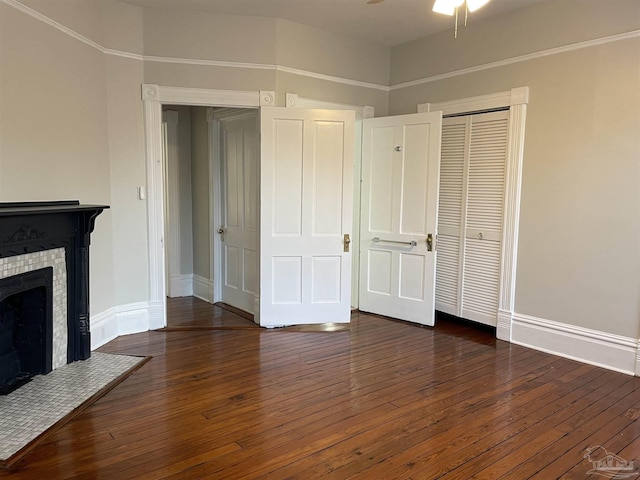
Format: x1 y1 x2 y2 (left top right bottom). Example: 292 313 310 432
217 227 225 241
344 234 351 252
426 233 434 252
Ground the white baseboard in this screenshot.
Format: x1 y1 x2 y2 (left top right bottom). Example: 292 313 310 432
168 274 194 298
193 275 214 303
496 309 512 342
511 313 638 376
91 301 155 350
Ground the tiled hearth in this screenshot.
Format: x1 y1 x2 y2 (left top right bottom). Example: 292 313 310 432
0 352 146 463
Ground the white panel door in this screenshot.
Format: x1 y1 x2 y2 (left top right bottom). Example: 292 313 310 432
220 112 259 314
359 112 442 326
259 107 355 327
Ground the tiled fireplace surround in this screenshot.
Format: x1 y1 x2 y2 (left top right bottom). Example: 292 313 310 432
0 202 107 392
0 249 67 372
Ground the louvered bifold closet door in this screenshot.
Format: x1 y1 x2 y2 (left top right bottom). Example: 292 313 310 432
435 118 467 315
460 110 509 325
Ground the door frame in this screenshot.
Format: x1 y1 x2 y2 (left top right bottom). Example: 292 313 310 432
141 84 275 328
418 86 529 341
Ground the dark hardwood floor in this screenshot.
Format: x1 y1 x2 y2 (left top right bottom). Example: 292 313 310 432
2 297 639 479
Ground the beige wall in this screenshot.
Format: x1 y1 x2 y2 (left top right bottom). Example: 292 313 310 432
163 106 195 276
143 7 278 65
390 0 640 85
389 1 640 338
106 54 148 306
0 2 115 312
1 0 149 313
190 107 211 280
141 7 389 106
275 18 389 86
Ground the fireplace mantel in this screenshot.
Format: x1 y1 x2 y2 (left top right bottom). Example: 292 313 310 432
0 201 108 363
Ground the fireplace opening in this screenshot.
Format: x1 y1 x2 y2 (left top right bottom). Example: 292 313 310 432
0 268 53 395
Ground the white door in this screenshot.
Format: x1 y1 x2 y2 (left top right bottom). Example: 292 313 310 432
359 112 442 326
259 107 355 327
219 111 259 314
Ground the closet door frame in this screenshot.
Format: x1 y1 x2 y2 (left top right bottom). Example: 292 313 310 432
418 86 529 342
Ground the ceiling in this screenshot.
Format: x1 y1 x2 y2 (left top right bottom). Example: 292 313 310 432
119 0 547 47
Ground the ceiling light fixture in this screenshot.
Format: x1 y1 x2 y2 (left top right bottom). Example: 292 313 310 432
433 0 491 38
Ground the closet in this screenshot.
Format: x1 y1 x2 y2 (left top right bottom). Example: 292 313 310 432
435 110 510 327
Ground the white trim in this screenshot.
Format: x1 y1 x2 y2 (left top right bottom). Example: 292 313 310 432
285 93 374 120
144 54 274 71
276 65 387 91
6 0 636 95
208 108 223 304
496 310 512 341
168 274 194 298
156 86 262 107
418 86 528 115
497 101 527 340
193 275 215 303
392 30 640 90
211 108 259 122
142 86 167 329
163 109 184 299
90 302 152 350
511 313 638 376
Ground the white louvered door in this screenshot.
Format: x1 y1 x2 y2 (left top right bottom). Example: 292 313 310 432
435 110 509 326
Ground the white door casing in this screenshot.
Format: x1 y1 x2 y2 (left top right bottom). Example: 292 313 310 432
259 107 355 327
217 110 259 314
359 112 442 326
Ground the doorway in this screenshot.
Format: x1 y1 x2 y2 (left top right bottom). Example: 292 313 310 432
145 86 360 329
161 105 259 320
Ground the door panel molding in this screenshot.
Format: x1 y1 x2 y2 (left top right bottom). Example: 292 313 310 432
359 112 442 327
259 107 355 327
285 93 371 310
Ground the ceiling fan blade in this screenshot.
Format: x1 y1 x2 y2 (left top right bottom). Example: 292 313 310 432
366 0 387 4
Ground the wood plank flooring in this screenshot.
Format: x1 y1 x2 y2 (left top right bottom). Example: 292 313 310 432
1 297 639 479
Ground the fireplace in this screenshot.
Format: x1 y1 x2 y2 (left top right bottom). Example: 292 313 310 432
0 268 53 394
0 201 108 395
